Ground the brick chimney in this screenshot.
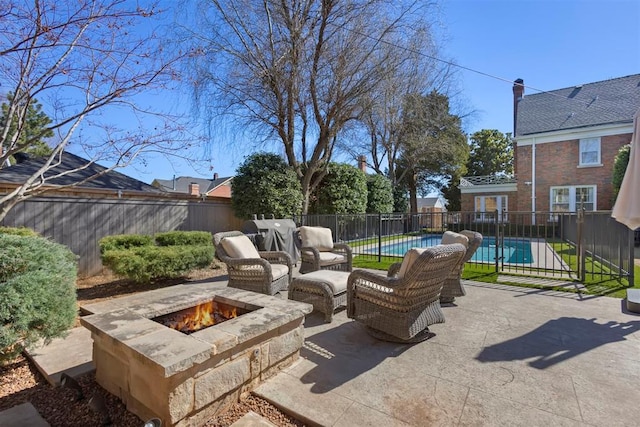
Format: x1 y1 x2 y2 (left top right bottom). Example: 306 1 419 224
513 78 524 136
189 183 200 196
358 155 367 173
213 172 219 180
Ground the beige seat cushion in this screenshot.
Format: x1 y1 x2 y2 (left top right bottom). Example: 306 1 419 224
238 263 289 280
397 247 427 278
441 231 469 248
220 235 261 259
297 270 349 294
317 252 345 266
299 226 334 251
269 264 290 280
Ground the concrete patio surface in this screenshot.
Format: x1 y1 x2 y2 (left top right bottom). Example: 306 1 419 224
254 280 640 427
13 275 640 426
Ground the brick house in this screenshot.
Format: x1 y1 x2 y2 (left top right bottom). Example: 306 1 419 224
460 74 640 223
152 173 233 198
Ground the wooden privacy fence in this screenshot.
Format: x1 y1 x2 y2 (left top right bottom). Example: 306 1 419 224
1 196 243 277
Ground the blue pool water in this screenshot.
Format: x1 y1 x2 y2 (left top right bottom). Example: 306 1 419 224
373 235 534 264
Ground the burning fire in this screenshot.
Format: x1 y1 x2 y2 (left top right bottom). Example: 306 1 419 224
160 301 238 334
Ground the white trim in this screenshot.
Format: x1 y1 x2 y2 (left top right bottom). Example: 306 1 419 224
460 183 517 194
516 122 633 146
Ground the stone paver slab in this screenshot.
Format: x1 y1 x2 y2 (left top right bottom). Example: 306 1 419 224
0 402 50 427
230 411 277 427
25 327 94 386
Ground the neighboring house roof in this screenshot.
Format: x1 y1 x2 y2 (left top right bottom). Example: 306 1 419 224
152 175 233 195
516 74 640 136
416 197 445 210
0 152 162 193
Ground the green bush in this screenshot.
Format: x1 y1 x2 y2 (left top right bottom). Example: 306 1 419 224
367 174 394 213
0 234 77 363
155 231 213 247
0 226 39 237
99 234 153 254
313 162 368 214
612 144 630 202
101 245 213 284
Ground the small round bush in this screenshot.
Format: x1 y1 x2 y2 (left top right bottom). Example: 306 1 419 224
0 234 77 363
366 174 394 213
155 231 212 247
99 234 154 254
0 226 39 237
313 162 367 214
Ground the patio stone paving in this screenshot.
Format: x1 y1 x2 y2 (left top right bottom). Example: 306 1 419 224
255 280 640 426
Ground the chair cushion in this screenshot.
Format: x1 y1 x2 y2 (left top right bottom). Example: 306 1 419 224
296 270 349 294
270 263 289 280
318 252 345 266
397 247 427 279
441 231 469 248
299 226 334 251
220 235 260 259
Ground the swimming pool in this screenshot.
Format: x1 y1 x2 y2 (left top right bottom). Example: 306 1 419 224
371 235 534 264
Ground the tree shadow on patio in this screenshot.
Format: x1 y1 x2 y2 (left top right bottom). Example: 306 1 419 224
298 315 413 393
476 316 640 369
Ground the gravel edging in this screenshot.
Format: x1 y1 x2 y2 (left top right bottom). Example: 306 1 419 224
0 356 305 427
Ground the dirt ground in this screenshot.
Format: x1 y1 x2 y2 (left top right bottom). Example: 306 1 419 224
0 265 305 427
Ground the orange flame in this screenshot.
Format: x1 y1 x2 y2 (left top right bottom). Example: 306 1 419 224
163 301 238 333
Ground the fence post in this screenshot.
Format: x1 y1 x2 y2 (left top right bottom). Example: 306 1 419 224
378 213 382 263
494 210 499 273
577 206 585 282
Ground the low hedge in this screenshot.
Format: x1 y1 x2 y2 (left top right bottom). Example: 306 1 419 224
155 231 212 246
0 226 39 237
99 231 214 284
99 234 154 254
0 234 77 364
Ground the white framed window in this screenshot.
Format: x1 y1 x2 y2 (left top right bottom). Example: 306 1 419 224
550 186 596 212
474 195 508 222
579 137 601 166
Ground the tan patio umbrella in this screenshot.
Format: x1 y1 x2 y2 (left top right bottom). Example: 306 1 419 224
612 107 640 230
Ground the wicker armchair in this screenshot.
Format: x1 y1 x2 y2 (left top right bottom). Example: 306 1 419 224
213 231 293 295
297 226 352 274
440 230 483 304
347 243 466 343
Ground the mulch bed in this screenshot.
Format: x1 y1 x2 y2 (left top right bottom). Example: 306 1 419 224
0 266 306 426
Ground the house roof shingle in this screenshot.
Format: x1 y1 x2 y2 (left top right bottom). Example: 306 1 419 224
153 176 232 194
516 74 640 136
0 152 163 193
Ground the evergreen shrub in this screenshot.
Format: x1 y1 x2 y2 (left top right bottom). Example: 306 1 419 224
155 230 212 246
0 234 77 363
0 226 39 237
99 234 153 253
99 231 214 284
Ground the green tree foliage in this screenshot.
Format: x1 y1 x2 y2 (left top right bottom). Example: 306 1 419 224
231 153 303 219
398 92 468 212
466 129 513 176
313 163 367 214
366 174 394 213
0 93 53 163
440 173 463 211
0 234 77 363
612 144 631 201
393 185 409 213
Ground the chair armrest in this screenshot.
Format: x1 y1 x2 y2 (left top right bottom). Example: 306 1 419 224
387 262 402 278
260 251 293 268
347 269 398 293
300 246 321 258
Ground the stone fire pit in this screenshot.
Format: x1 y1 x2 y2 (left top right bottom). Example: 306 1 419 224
80 283 312 427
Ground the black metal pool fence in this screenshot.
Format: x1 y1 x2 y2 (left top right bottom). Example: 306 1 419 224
293 210 634 284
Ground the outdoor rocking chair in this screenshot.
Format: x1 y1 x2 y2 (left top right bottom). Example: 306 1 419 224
213 230 293 295
439 230 483 304
347 243 466 343
297 226 353 274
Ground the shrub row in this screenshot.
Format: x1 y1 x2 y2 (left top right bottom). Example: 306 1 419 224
99 231 214 284
0 233 77 363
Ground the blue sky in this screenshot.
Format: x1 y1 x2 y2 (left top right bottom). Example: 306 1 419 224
118 0 640 184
